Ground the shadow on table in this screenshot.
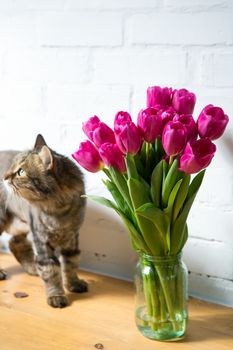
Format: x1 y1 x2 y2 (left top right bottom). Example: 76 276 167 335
182 312 233 342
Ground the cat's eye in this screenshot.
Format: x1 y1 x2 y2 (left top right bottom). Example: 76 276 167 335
17 168 25 176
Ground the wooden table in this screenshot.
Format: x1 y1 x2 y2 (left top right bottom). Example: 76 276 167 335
0 253 232 350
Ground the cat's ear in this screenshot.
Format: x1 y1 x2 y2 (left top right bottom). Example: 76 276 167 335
34 134 47 150
39 146 53 170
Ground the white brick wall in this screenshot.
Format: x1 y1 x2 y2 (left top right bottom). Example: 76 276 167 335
0 0 232 307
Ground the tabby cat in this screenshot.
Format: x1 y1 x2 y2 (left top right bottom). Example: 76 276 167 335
0 134 87 308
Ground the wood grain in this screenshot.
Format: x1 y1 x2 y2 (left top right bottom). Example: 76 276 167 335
0 253 232 350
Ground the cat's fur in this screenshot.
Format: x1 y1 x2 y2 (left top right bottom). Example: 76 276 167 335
0 135 87 308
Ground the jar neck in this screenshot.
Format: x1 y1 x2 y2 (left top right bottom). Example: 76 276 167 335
139 252 182 265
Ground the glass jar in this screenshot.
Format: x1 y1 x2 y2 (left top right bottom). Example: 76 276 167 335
134 252 188 341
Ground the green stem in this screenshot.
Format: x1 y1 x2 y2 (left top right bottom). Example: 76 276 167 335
169 155 174 167
156 265 180 332
141 261 159 331
145 142 151 180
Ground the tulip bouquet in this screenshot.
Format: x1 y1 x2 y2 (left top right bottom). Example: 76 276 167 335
72 86 228 339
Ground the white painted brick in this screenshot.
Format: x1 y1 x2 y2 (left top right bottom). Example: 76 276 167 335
65 0 159 10
0 120 42 150
164 0 233 12
214 53 233 87
93 51 131 85
0 0 12 10
200 53 215 87
0 82 42 119
128 13 233 45
188 203 233 245
4 49 91 83
0 1 231 306
183 238 233 280
46 84 131 121
47 85 130 121
0 0 65 10
12 0 65 10
196 167 233 206
0 13 37 48
202 52 233 87
79 201 137 281
0 120 66 154
131 51 187 86
0 52 4 80
38 12 123 47
93 50 186 86
188 273 233 307
193 87 233 125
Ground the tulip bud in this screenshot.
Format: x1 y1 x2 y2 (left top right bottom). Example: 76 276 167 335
99 143 126 173
114 111 132 134
147 86 172 108
137 107 162 143
173 114 198 142
162 121 187 156
82 116 100 141
179 138 216 174
172 89 196 115
197 104 229 140
159 107 178 127
115 122 142 155
72 140 104 173
92 122 115 148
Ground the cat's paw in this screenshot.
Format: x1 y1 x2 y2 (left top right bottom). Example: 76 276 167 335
0 269 7 280
47 295 69 308
23 263 38 276
67 279 88 293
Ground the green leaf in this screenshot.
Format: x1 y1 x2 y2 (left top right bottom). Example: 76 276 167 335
136 203 169 253
83 194 151 253
173 173 191 222
179 223 188 251
150 159 164 207
154 137 165 163
82 195 118 211
125 153 139 180
136 203 169 234
116 209 151 253
164 179 183 218
127 178 151 209
170 171 205 255
162 159 179 208
108 167 133 211
185 170 206 203
103 179 133 222
127 178 164 255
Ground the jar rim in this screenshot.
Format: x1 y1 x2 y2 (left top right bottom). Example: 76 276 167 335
139 252 182 263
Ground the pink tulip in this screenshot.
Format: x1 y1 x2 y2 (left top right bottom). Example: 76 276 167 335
147 86 172 108
82 116 100 141
172 88 196 115
92 122 115 148
115 122 142 155
179 138 216 174
72 140 104 173
99 143 126 173
197 104 229 140
137 107 162 143
173 114 198 142
159 107 178 127
162 121 187 156
114 111 132 134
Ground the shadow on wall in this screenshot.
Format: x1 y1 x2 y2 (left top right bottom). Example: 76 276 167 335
0 200 138 282
223 134 233 161
79 201 138 281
